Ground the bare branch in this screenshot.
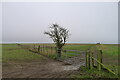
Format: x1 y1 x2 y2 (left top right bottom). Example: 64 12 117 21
44 24 70 49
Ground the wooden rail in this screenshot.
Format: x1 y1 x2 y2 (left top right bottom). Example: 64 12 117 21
85 45 117 75
91 56 116 75
18 44 117 75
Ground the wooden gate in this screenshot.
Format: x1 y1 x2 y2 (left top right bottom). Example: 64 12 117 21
85 45 116 75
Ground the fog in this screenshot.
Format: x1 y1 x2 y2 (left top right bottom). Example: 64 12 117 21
2 2 118 44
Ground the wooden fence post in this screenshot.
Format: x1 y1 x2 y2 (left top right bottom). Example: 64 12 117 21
50 47 52 57
97 51 99 70
91 52 94 68
44 46 45 53
90 51 93 69
46 47 48 55
100 50 102 69
42 46 43 53
38 45 40 53
39 46 41 53
97 50 102 71
45 46 46 54
86 51 88 68
43 46 44 53
51 47 52 54
41 46 42 53
40 46 42 53
88 50 90 69
42 45 43 53
86 50 90 69
33 45 35 49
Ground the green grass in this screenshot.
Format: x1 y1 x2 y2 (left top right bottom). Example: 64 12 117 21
61 44 119 78
21 44 119 63
2 43 119 78
31 43 119 78
25 44 93 59
100 44 118 56
2 44 45 63
63 44 94 51
70 66 118 78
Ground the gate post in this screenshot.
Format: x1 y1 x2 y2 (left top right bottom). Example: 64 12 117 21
85 51 88 68
38 45 40 53
97 50 102 71
40 46 42 53
91 52 94 68
88 50 90 69
86 50 90 69
41 46 43 53
90 52 93 69
57 48 61 59
100 50 102 69
51 47 52 54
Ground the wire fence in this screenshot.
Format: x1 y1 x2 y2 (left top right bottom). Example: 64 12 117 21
17 44 86 60
17 43 118 75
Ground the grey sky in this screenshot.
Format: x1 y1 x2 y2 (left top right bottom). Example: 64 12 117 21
0 6 1 40
2 2 118 44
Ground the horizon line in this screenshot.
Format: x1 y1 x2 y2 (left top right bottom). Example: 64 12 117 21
1 42 118 44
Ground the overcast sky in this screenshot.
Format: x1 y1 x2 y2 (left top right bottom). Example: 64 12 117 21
2 2 118 44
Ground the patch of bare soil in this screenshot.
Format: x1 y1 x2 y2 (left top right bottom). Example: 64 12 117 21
2 51 85 78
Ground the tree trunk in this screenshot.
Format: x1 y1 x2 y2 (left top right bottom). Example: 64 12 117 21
57 47 62 58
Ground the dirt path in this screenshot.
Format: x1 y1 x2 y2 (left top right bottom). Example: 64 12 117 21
3 55 85 78
3 44 86 78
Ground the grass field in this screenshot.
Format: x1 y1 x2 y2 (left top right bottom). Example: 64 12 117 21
2 43 119 78
22 44 118 64
2 44 45 63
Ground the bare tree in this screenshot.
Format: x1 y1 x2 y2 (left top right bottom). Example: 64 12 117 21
44 24 69 58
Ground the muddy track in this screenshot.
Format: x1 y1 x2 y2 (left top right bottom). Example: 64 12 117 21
2 44 86 78
3 58 82 78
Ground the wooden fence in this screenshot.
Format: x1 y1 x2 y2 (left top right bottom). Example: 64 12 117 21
33 45 57 58
17 44 57 58
37 45 85 59
18 44 117 75
18 44 85 60
86 45 117 75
